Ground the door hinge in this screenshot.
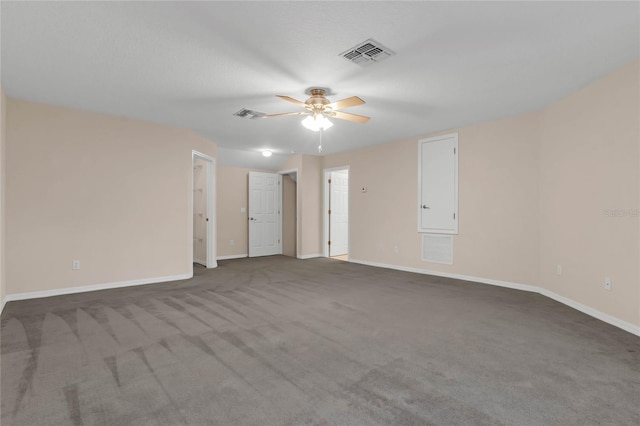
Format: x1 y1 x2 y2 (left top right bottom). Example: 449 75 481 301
278 239 280 244
328 209 331 215
454 147 456 154
328 179 331 184
453 213 456 219
328 241 331 245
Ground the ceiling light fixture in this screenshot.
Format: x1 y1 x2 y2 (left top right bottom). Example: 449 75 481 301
301 114 333 132
301 115 332 153
262 150 272 157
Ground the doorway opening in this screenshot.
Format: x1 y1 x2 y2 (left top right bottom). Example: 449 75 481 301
279 169 298 258
192 151 216 269
323 167 349 260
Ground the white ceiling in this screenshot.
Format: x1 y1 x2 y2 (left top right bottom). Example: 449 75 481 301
2 1 638 170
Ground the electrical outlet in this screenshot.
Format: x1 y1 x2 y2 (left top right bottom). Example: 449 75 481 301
604 277 612 291
230 239 235 246
393 245 399 253
556 264 562 275
240 207 246 213
72 260 80 270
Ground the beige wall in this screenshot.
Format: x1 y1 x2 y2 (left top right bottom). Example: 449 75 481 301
282 175 297 257
300 155 323 256
217 166 300 258
216 166 251 257
317 59 639 329
1 87 6 307
279 154 302 177
322 114 540 285
5 99 216 295
3 61 636 330
280 154 303 255
277 154 321 257
538 59 639 327
217 154 321 259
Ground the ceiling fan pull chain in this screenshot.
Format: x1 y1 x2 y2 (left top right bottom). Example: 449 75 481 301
318 127 323 153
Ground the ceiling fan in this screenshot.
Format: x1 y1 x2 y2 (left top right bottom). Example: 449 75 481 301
262 88 370 131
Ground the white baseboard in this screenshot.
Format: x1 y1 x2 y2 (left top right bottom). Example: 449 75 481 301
350 258 640 337
193 259 207 266
538 288 640 336
217 254 248 260
3 258 638 337
349 259 539 293
2 273 193 310
298 253 322 260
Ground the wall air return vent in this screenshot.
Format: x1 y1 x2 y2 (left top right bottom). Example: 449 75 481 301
340 39 395 67
233 108 265 119
422 234 453 265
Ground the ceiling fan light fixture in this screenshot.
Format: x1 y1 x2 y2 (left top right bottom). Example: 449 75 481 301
301 115 333 132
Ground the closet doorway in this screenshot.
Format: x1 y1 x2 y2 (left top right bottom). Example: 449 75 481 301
279 169 298 258
192 151 216 268
323 167 349 260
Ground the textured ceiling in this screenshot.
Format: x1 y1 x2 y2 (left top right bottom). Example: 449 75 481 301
2 1 638 169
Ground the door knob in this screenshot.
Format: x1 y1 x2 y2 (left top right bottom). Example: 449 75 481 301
422 205 430 209
249 217 255 221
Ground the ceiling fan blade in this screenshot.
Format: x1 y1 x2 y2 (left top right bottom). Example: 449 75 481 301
277 95 307 108
326 96 365 110
262 111 309 118
332 111 370 123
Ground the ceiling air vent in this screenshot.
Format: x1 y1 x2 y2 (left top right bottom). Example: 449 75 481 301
233 108 265 119
340 39 395 67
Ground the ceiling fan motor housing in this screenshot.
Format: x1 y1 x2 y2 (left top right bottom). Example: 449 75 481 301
305 89 332 116
262 88 369 123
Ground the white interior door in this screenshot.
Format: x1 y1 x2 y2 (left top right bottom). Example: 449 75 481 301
249 172 282 257
419 134 458 234
330 170 349 256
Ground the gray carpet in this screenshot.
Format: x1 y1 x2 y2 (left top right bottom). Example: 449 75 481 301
1 256 639 425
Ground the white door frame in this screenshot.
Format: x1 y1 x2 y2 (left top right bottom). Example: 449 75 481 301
278 168 300 259
191 151 217 269
323 166 350 258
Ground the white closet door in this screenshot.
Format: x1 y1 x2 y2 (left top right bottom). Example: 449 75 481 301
419 133 458 234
